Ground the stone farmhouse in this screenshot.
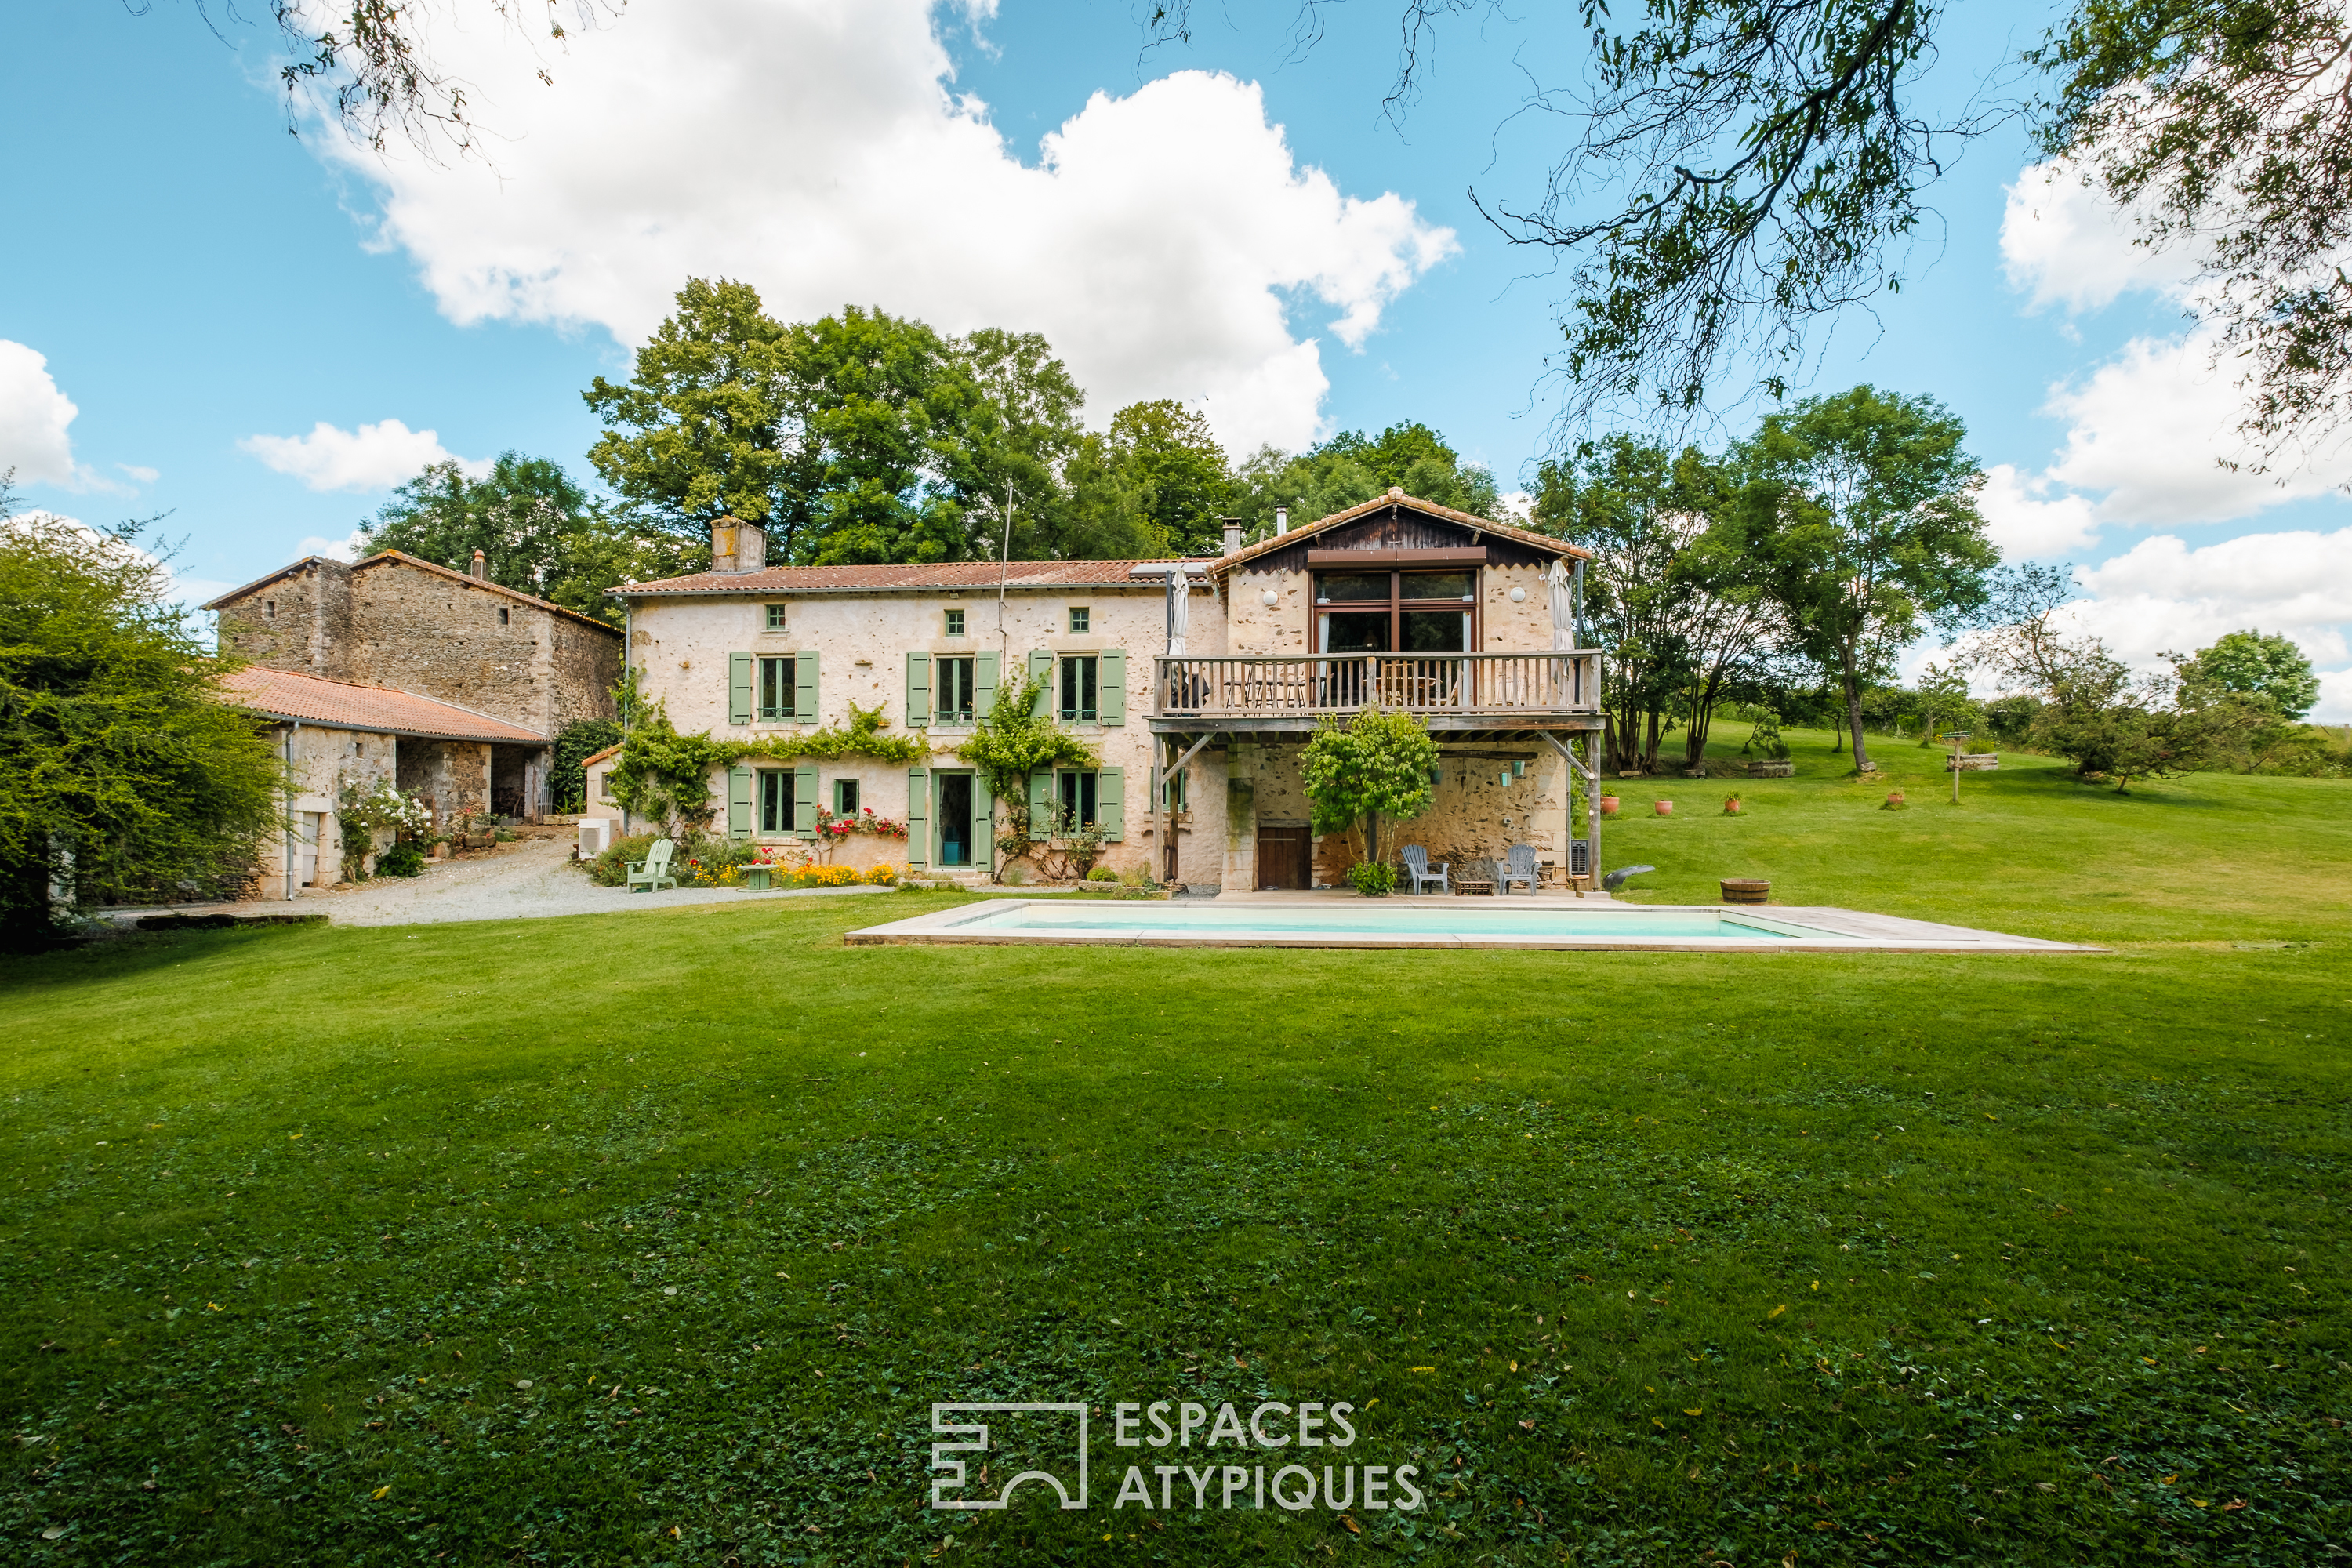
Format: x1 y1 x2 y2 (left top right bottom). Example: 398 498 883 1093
205 549 624 888
609 493 1604 891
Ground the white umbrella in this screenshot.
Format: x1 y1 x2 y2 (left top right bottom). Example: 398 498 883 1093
1546 559 1577 652
1166 564 1189 656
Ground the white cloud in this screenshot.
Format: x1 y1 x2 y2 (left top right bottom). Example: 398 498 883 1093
7 506 235 619
2314 666 2352 723
118 463 161 484
313 0 1456 455
2069 528 2352 667
297 531 365 562
2000 161 2198 315
1978 463 2102 558
2039 330 2352 527
0 340 137 493
240 419 485 492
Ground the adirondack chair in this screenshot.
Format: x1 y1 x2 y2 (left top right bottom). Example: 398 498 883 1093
1399 844 1450 895
627 837 678 892
1500 843 1540 895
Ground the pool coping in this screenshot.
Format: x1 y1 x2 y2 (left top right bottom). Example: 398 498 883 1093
843 898 2100 953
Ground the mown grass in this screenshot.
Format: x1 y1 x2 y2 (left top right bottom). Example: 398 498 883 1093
2 732 2347 1566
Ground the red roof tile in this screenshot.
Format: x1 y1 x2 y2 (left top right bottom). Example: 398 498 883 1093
218 667 548 744
620 559 1181 595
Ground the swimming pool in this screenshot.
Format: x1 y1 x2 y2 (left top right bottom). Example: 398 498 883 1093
844 899 2089 953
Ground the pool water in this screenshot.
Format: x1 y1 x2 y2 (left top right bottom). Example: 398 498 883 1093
912 901 1853 945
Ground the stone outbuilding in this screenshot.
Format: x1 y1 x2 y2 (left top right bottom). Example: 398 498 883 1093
220 666 554 896
205 548 623 818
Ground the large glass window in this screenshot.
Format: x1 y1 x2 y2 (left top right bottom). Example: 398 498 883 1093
757 656 797 720
1314 569 1477 653
758 771 793 833
1058 655 1099 721
935 656 975 722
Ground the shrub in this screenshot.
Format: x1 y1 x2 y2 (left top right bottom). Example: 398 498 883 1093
376 842 426 878
862 863 898 885
1087 865 1118 881
1346 861 1397 897
589 832 661 887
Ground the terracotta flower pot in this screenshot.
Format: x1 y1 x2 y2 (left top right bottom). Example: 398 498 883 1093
1722 796 1744 815
1654 800 1674 816
1599 796 1621 817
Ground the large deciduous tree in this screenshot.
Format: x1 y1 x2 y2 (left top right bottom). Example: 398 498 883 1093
1533 435 1775 774
0 483 282 943
1731 387 1994 775
1231 422 1502 543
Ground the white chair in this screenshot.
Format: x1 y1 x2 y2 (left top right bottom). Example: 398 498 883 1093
1399 844 1450 895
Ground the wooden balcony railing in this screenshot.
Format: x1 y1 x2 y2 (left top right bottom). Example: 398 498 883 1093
1153 652 1602 720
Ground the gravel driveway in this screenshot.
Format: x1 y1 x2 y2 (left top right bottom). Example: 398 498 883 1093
116 836 901 928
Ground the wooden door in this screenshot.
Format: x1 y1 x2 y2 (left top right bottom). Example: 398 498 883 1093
1256 826 1308 891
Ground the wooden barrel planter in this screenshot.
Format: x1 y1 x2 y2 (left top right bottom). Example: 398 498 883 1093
1719 878 1771 905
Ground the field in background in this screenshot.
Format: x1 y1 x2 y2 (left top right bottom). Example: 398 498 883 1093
2 742 2346 1565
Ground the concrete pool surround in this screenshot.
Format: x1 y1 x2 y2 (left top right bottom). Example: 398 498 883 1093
847 898 2094 953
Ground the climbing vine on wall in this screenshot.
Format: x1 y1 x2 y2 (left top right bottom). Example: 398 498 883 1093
956 673 1098 873
607 701 928 835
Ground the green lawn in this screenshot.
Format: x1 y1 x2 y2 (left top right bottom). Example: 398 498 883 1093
3 728 2347 1566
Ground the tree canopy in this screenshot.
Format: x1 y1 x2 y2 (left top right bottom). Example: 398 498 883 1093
1730 386 1995 775
0 480 282 942
2174 628 2322 720
1139 1 2352 461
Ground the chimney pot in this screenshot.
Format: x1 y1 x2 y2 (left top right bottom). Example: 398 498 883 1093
470 549 485 581
710 517 768 575
1274 506 1288 536
1221 517 1243 557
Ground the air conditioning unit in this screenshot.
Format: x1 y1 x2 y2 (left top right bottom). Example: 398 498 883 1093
578 819 612 860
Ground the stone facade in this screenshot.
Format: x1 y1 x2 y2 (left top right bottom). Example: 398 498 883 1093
251 723 399 894
614 497 1599 891
210 551 622 739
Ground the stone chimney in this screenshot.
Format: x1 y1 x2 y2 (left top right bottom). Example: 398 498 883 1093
1274 506 1288 536
1221 517 1243 556
470 549 486 581
710 517 768 575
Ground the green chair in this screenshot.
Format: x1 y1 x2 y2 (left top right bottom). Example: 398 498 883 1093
627 837 678 892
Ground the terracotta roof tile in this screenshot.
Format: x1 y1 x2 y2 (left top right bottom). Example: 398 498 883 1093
218 667 548 744
620 559 1184 595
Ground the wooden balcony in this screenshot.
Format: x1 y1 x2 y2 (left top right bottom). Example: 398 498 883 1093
1151 652 1603 734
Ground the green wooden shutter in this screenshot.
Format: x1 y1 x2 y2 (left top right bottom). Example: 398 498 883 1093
793 764 818 834
728 652 753 725
906 769 929 868
974 651 998 720
727 764 753 839
905 652 931 729
1098 767 1124 841
1027 768 1053 837
1098 649 1126 725
795 649 820 723
1028 649 1053 716
971 775 994 868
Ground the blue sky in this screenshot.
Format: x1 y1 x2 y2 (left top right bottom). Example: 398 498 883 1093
4 0 2347 714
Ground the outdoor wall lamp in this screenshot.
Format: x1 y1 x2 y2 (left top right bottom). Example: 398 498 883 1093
1508 585 1526 603
1261 590 1279 608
